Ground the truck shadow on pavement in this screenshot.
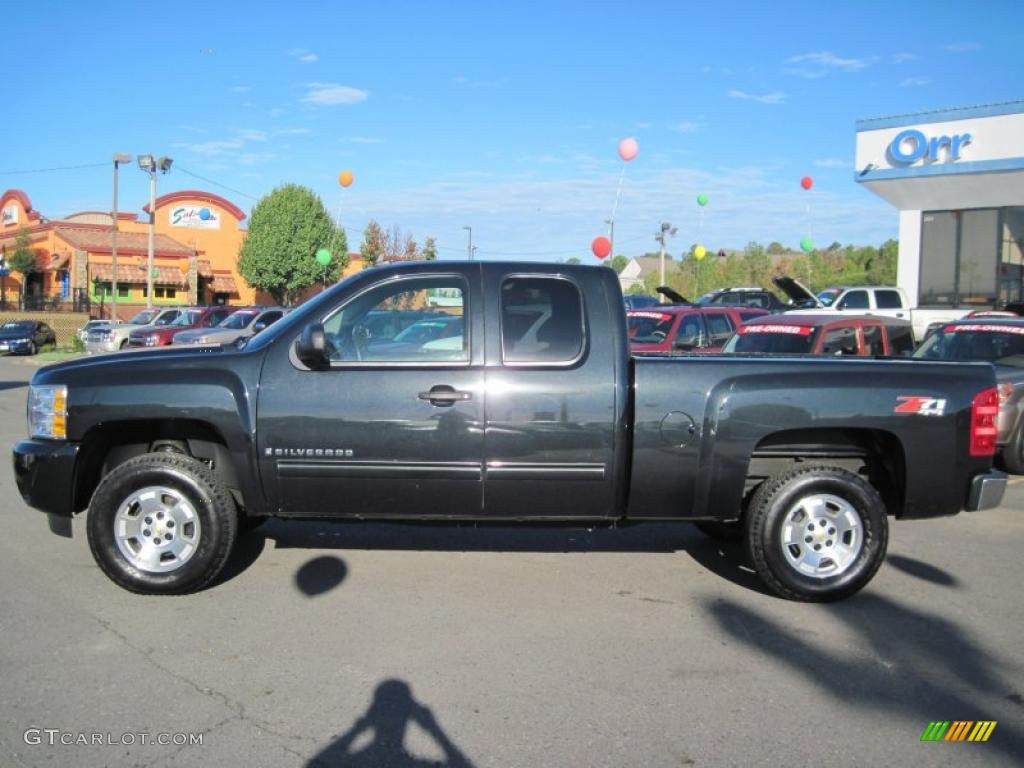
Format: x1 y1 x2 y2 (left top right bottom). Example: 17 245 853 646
307 678 475 768
0 380 27 391
707 594 1024 763
885 553 960 587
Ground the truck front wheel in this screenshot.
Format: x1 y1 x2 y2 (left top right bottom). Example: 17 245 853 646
743 464 888 602
86 453 238 594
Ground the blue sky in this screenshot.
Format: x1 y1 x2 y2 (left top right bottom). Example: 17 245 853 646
3 0 1021 262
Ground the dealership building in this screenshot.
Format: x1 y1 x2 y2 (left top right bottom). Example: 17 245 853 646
856 100 1024 310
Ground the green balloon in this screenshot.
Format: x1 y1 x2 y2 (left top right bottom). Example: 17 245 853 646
315 248 332 266
800 237 814 253
696 193 709 207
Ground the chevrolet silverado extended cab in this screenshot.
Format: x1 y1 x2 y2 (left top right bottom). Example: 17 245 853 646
13 262 1007 600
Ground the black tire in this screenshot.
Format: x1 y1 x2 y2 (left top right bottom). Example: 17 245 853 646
695 521 743 542
27 341 36 356
86 452 238 594
1001 422 1024 475
743 464 888 602
119 339 128 350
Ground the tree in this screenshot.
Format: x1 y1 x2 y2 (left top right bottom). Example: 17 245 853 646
360 220 386 266
767 241 786 255
422 237 438 261
608 254 629 273
565 256 582 265
237 184 341 306
9 227 37 307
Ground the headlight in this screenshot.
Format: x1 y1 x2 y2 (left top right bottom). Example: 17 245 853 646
101 331 113 341
145 336 159 346
13 338 30 344
28 385 68 440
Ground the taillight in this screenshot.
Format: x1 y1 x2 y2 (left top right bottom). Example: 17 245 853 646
970 387 999 457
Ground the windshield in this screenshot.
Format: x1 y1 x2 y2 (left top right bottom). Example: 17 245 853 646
628 312 675 343
914 324 1024 367
723 325 818 354
153 311 179 326
219 311 258 330
170 311 203 327
128 309 158 324
1 322 34 332
817 289 841 307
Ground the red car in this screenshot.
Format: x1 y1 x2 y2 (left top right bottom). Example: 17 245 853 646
628 306 770 353
128 306 233 348
722 313 915 356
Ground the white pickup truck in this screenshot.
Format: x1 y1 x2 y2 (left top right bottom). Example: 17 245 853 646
773 276 971 342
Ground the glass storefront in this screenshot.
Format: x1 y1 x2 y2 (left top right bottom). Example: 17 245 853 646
919 207 1024 308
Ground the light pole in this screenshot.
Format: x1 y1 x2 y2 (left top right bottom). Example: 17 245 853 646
137 155 173 309
655 221 677 300
110 153 131 320
462 226 473 261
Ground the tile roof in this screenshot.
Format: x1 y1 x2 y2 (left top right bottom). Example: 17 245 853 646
91 262 188 287
54 226 194 257
210 275 239 293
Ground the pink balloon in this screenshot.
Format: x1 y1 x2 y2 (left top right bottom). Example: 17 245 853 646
801 176 814 191
618 137 639 162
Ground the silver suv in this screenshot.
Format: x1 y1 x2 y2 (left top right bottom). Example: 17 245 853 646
85 308 184 354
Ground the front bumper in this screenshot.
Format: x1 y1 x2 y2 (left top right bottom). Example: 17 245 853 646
86 340 121 354
965 470 1007 512
0 340 33 354
13 440 80 534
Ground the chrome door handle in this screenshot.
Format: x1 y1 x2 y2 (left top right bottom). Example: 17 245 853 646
418 386 472 406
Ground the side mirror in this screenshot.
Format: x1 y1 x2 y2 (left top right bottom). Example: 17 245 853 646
674 335 699 351
253 321 267 333
296 322 329 368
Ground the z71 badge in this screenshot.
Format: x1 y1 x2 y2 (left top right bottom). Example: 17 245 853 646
895 396 947 416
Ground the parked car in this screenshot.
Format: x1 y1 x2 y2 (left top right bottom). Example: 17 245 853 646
722 314 916 357
14 261 1005 601
628 306 770 353
77 319 121 344
172 307 287 346
87 308 183 354
694 286 789 312
362 314 465 359
913 318 1024 472
623 294 660 310
0 320 56 355
129 306 233 348
774 275 969 341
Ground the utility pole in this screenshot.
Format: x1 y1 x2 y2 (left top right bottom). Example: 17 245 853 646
110 154 131 320
655 222 677 301
137 155 173 308
463 226 473 261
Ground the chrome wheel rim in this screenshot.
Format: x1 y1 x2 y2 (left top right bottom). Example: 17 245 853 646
113 486 201 573
779 493 863 579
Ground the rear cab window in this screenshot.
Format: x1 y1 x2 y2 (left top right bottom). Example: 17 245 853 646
724 323 817 354
704 312 734 345
838 291 869 310
501 277 584 364
821 325 860 356
875 290 904 310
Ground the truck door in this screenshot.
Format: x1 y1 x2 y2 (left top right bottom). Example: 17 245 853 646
481 266 621 519
256 267 485 517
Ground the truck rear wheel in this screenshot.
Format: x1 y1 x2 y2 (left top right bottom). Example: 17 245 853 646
1000 423 1024 475
743 464 888 602
86 453 238 594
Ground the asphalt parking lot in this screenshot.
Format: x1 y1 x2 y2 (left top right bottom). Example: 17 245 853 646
0 355 1022 768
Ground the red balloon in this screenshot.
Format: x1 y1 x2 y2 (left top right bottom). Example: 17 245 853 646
801 176 814 190
591 236 612 259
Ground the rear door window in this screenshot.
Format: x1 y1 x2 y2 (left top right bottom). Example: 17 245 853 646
821 325 860 356
704 313 734 345
888 325 915 356
501 277 584 364
862 324 886 355
875 290 904 309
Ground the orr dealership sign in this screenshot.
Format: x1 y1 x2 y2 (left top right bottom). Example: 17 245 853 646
887 129 972 165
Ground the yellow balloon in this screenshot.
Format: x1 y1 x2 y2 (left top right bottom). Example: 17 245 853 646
339 170 354 188
694 245 707 260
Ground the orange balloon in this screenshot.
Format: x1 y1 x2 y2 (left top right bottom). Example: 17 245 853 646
339 170 354 187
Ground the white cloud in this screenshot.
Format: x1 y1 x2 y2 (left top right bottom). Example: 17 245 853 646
943 42 981 53
728 89 787 105
230 85 251 93
174 138 245 157
237 129 268 142
287 48 319 62
301 83 369 106
670 122 701 133
784 51 873 78
178 125 208 135
893 52 918 63
814 158 850 169
268 108 286 117
276 128 311 135
453 75 507 89
899 77 930 87
347 136 384 144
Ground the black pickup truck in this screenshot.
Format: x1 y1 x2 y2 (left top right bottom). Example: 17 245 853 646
13 262 1007 600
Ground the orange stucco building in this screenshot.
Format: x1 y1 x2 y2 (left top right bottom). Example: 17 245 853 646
0 187 366 317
